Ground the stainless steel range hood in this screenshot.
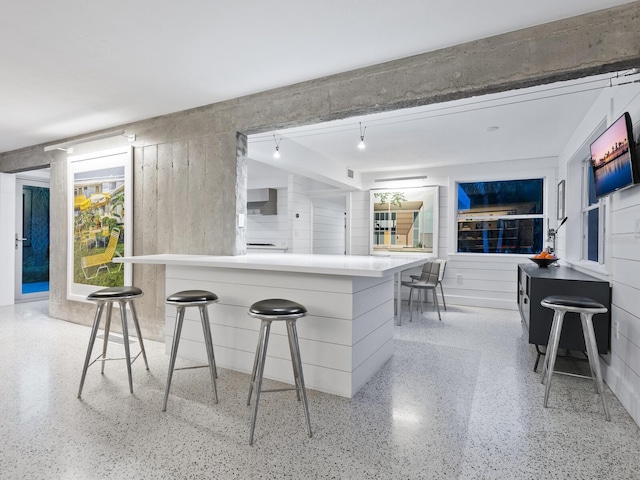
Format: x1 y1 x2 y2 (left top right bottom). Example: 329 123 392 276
247 188 277 215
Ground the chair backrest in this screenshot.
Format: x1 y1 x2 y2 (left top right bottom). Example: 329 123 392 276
436 259 447 282
103 227 121 260
419 262 440 287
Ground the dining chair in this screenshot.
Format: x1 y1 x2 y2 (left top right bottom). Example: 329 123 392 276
410 259 447 311
402 261 441 322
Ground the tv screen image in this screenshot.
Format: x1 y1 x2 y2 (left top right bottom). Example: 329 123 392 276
590 112 638 198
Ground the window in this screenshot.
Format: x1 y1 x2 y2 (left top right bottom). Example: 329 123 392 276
582 161 604 263
457 179 544 254
371 187 438 253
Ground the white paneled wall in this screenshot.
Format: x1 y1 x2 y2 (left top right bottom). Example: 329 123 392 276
313 197 345 255
437 183 449 259
358 167 557 311
438 162 557 311
607 187 640 425
288 175 312 254
0 173 16 305
246 187 288 248
556 83 640 426
347 190 370 255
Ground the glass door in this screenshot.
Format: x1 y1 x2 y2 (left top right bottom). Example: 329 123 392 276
15 178 50 301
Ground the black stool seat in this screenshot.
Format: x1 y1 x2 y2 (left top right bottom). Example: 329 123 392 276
166 290 219 304
542 295 606 310
87 286 143 300
163 289 219 411
249 299 307 317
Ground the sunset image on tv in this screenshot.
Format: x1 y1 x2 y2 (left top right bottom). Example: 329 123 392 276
591 113 634 198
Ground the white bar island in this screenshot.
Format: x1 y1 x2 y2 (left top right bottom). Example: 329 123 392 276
116 253 428 398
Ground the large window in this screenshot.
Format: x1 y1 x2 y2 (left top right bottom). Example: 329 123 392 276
457 179 544 254
582 162 604 263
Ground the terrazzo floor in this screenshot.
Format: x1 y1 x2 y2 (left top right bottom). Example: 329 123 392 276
1 300 639 479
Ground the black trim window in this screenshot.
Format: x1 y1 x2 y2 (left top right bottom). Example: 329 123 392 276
457 179 544 254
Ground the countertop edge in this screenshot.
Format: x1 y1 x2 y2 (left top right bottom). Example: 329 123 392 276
114 254 430 277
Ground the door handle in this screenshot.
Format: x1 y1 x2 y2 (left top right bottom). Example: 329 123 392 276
15 235 27 249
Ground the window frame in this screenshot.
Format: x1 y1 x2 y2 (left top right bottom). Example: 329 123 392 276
455 177 546 255
581 160 608 266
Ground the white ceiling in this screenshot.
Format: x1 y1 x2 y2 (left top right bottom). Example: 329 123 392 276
0 0 635 157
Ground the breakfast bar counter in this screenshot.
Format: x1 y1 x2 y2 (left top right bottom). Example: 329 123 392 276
116 253 429 397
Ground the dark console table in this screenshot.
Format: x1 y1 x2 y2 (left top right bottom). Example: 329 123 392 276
517 264 611 370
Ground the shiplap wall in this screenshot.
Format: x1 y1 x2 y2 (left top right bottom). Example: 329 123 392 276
347 191 370 255
313 197 345 255
289 175 312 254
0 173 15 306
353 162 556 310
557 83 640 426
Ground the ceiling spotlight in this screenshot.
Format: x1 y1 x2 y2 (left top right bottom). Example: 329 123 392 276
272 134 282 159
358 122 367 150
486 126 500 132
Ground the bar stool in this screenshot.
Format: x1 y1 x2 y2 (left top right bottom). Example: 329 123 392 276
77 286 149 398
163 290 219 411
540 295 610 421
247 299 312 445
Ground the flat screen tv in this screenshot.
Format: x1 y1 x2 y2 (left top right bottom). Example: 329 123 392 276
590 112 639 198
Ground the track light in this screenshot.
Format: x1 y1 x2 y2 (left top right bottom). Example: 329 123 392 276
273 134 282 159
358 122 366 150
374 176 427 183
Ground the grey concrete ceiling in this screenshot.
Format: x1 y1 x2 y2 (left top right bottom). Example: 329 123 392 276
0 0 636 155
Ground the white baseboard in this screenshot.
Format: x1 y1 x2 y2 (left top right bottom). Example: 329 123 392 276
604 362 640 427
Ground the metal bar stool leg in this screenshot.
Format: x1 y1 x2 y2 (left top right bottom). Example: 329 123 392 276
129 301 149 370
119 300 134 394
78 302 105 398
543 311 565 407
101 302 113 374
541 310 561 385
286 320 302 401
163 307 185 412
249 320 271 446
199 305 218 404
581 313 610 421
287 320 312 438
247 321 266 405
579 313 600 394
